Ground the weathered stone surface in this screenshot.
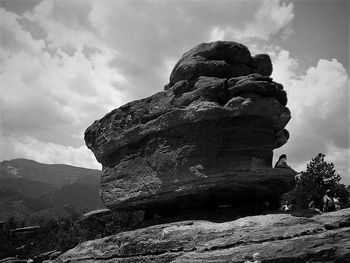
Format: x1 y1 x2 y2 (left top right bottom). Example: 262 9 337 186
84 41 293 211
169 41 273 85
79 209 145 240
101 167 294 211
0 258 26 263
82 209 111 221
51 208 350 263
33 250 61 262
252 54 273 76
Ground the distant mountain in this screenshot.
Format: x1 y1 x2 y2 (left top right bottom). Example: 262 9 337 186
0 158 101 187
0 159 105 222
0 178 56 199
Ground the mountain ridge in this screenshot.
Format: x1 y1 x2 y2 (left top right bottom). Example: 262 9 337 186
0 158 101 187
0 158 105 222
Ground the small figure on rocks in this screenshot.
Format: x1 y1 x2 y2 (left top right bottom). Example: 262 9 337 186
244 252 262 263
281 200 293 211
308 198 315 209
308 197 322 214
322 190 334 212
333 193 341 211
274 154 298 174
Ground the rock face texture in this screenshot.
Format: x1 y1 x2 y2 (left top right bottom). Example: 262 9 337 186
52 208 350 263
84 41 294 212
168 42 273 85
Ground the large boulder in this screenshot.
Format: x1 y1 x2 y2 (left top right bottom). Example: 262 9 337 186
169 41 272 85
50 208 350 263
84 41 294 212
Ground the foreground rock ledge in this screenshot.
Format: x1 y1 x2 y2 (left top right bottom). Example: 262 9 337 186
50 208 350 263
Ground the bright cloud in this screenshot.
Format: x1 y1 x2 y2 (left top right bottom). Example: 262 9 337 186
0 8 127 146
0 134 100 169
0 0 348 184
271 51 349 183
210 0 294 41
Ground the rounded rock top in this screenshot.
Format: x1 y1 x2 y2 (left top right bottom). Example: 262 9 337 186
169 41 272 85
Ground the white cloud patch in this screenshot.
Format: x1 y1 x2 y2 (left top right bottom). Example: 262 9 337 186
0 8 44 57
0 134 100 169
86 0 296 99
0 0 348 186
269 50 350 184
24 0 101 52
9 0 345 176
0 6 126 168
209 0 294 41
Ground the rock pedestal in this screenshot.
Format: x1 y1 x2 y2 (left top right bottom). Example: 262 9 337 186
84 41 294 213
51 209 350 263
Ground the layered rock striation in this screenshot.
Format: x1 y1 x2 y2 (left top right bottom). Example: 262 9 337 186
51 208 350 263
84 41 294 212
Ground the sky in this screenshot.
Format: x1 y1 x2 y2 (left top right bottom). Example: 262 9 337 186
0 0 349 184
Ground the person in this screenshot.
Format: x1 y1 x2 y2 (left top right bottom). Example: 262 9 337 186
244 252 262 263
308 198 315 209
333 193 341 211
274 154 298 174
281 201 291 211
322 190 334 212
308 198 322 214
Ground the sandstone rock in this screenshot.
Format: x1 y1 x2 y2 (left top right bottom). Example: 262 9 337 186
84 41 293 212
79 209 144 240
0 258 26 263
51 208 350 263
82 209 111 221
169 41 273 85
252 54 273 76
33 250 60 263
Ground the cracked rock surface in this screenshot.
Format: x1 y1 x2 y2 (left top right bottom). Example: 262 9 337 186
84 41 293 211
51 208 350 263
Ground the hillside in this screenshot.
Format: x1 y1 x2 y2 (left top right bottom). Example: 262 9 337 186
0 159 105 222
0 158 101 187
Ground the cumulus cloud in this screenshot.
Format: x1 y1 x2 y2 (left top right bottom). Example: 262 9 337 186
210 0 294 41
0 8 127 145
92 0 294 99
0 134 100 169
269 50 350 183
1 0 297 169
0 0 348 186
0 8 44 57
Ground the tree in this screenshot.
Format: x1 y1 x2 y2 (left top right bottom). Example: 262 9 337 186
282 153 348 209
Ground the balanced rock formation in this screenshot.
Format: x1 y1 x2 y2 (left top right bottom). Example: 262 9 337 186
84 41 294 213
51 208 350 263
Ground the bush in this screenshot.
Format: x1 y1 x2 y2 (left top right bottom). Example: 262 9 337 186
282 153 349 209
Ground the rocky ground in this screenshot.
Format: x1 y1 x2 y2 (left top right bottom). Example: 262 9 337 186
65 41 350 263
49 208 350 263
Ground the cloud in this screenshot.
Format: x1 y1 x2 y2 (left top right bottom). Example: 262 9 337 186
93 0 294 99
0 134 100 169
269 49 349 184
1 0 298 169
0 6 127 164
0 0 348 186
24 0 102 52
210 0 294 41
0 8 44 56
